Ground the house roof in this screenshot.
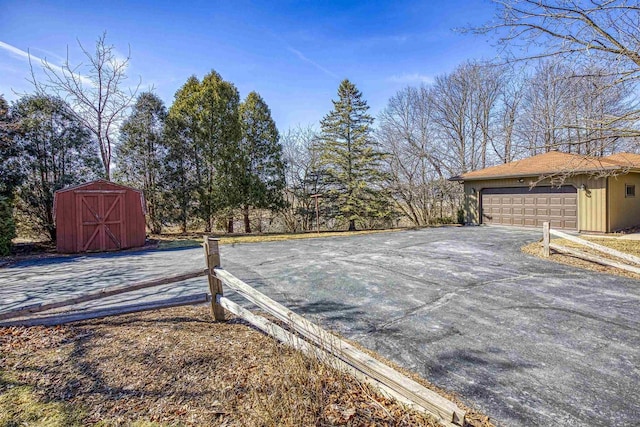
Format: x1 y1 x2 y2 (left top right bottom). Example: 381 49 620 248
601 152 640 167
452 151 640 181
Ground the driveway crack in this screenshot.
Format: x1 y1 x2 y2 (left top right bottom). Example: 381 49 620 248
368 274 536 333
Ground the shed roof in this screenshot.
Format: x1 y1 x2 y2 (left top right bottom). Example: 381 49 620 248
452 151 640 181
54 179 143 194
53 179 147 221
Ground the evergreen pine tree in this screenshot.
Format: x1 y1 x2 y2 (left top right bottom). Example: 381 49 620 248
232 92 286 233
163 77 200 233
319 79 393 231
115 92 167 234
164 72 241 233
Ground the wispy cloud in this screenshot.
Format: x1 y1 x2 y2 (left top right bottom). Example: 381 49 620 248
387 73 434 85
0 40 93 86
28 47 65 64
287 46 338 79
0 40 32 60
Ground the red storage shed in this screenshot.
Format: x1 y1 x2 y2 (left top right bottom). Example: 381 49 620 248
53 180 147 253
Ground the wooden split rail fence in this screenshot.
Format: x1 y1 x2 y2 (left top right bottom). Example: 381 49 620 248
0 236 467 427
542 221 640 274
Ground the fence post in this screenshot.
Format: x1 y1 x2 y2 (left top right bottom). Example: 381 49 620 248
543 222 550 257
203 236 225 321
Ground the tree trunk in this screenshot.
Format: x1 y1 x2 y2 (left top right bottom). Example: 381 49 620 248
348 219 356 231
227 217 234 233
243 206 251 233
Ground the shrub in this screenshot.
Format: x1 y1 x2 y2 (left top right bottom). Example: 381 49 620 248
0 196 15 255
429 216 454 225
457 208 465 225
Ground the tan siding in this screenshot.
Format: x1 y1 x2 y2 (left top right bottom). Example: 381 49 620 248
573 175 607 233
608 172 640 231
462 175 608 232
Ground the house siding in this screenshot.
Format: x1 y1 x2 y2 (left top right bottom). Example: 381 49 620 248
608 172 640 231
463 175 608 233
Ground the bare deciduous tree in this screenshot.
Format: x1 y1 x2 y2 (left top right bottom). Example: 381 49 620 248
494 66 526 163
476 0 640 140
280 125 323 232
517 60 636 156
378 86 438 225
29 33 140 180
430 62 505 174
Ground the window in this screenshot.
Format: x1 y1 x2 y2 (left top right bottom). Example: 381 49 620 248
626 184 635 198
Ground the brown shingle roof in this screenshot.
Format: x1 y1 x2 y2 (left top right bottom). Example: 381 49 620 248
602 152 640 167
454 151 640 181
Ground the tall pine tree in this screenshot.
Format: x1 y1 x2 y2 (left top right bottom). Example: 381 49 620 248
319 79 392 231
163 77 201 233
115 92 167 234
164 72 241 233
230 92 286 233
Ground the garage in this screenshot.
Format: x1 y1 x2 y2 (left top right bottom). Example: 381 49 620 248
481 186 577 230
453 151 640 232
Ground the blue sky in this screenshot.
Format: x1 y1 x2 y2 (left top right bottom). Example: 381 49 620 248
0 0 499 131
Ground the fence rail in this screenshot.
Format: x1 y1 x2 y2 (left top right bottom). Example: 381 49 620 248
205 237 466 427
0 293 210 327
542 222 640 274
0 269 207 322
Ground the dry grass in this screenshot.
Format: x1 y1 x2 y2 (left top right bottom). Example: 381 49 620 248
522 237 640 280
0 305 488 426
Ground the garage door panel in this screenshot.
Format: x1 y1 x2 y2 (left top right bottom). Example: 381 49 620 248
481 186 577 230
537 197 549 204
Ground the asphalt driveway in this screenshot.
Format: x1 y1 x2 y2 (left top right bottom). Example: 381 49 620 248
1 227 638 426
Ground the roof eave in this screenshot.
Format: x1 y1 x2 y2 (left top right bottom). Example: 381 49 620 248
459 167 625 182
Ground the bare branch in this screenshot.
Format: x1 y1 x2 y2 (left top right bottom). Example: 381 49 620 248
27 33 140 179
